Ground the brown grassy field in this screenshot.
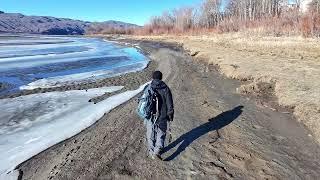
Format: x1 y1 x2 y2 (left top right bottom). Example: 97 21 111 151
124 33 320 143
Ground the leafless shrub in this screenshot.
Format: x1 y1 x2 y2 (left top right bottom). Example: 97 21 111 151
126 0 320 37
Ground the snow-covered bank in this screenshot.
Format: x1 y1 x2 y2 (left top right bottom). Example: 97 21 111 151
0 83 148 179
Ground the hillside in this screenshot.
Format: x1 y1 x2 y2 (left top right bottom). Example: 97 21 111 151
86 21 140 34
0 11 138 35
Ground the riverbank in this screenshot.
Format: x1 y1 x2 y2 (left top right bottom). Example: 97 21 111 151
116 34 320 144
17 38 320 179
0 38 157 179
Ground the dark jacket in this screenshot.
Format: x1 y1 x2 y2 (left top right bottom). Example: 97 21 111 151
151 79 174 130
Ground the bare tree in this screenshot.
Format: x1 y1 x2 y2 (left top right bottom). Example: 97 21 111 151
161 11 175 31
309 0 320 13
200 0 222 28
173 7 194 32
227 0 286 20
142 0 319 36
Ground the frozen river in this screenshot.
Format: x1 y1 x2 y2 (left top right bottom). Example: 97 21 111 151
0 35 148 94
0 35 149 179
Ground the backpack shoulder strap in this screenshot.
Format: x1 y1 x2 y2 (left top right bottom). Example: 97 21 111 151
144 84 151 92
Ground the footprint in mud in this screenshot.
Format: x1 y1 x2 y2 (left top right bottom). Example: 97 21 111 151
214 143 277 179
201 100 210 107
252 124 263 130
244 156 276 178
197 160 233 178
48 165 59 179
49 144 82 179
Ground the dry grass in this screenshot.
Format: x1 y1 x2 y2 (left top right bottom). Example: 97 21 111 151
125 33 320 143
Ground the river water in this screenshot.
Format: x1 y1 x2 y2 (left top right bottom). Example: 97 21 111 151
0 35 148 94
0 35 149 179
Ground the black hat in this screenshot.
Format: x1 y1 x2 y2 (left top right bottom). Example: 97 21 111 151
152 71 163 80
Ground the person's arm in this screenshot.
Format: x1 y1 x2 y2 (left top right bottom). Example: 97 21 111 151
166 87 174 121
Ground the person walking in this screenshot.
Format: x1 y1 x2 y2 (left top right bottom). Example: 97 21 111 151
143 71 174 160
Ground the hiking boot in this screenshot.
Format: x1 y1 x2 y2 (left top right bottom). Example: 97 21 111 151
159 148 164 155
155 154 163 161
149 154 163 161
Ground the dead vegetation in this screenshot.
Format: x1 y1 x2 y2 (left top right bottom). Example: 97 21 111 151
86 1 320 37
134 0 320 37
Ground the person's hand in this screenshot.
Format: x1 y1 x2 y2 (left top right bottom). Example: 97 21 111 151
168 114 174 121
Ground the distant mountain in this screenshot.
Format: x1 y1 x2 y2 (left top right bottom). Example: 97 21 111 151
0 11 139 35
92 20 140 29
86 20 140 34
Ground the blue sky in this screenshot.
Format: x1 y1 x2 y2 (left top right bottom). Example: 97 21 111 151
0 0 204 25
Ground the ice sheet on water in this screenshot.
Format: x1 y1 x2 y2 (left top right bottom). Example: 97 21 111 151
20 61 149 90
0 38 70 44
0 36 149 96
0 83 149 179
0 40 115 70
0 36 139 71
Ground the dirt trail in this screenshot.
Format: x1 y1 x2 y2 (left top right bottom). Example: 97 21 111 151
19 41 320 179
127 34 320 144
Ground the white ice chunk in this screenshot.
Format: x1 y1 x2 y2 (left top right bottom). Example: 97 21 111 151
0 83 148 179
0 170 19 180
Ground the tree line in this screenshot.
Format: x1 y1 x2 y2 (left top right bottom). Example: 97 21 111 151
139 0 320 37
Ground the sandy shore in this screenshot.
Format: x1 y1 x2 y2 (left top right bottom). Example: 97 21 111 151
14 38 320 179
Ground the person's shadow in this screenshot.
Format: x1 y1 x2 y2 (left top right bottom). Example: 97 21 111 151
161 105 244 161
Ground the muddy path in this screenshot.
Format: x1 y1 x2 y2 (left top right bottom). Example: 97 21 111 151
18 40 320 179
